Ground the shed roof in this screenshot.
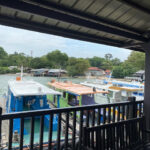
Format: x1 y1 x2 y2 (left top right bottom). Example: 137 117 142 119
48 69 67 73
48 81 108 95
0 0 149 52
135 70 145 74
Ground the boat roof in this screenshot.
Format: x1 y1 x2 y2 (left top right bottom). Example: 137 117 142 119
109 86 143 92
8 80 61 97
111 80 144 87
81 82 111 90
48 81 108 95
81 82 143 92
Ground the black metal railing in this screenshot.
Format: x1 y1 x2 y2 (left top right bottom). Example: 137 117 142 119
0 100 143 150
83 117 145 150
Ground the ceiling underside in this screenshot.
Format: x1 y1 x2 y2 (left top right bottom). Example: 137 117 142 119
0 0 150 52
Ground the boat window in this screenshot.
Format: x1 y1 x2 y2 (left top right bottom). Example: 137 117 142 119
53 95 56 103
122 91 127 97
87 94 92 97
63 92 66 98
40 99 43 107
108 91 113 98
23 96 36 111
102 89 106 96
68 93 78 106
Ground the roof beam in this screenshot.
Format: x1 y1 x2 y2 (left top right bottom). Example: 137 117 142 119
117 0 150 16
24 0 143 35
0 14 123 48
122 43 143 48
0 0 148 43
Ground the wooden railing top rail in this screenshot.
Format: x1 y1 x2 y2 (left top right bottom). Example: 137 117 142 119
0 100 144 120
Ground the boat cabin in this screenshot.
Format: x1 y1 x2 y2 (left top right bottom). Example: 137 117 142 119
6 80 61 134
108 86 144 102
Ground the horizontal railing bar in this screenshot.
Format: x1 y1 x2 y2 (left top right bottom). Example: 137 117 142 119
86 117 144 131
1 101 143 120
135 100 144 104
14 139 74 150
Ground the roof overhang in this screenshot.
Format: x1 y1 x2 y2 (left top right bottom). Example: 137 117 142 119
0 0 150 52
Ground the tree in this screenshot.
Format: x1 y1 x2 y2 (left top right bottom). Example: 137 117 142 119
8 53 29 67
67 58 90 76
112 66 124 78
111 58 121 66
112 51 145 78
30 57 49 69
124 51 145 71
47 50 68 68
88 56 105 68
102 60 113 70
0 47 8 59
105 53 113 60
112 63 136 78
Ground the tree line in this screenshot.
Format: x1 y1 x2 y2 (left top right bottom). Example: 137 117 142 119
0 47 145 78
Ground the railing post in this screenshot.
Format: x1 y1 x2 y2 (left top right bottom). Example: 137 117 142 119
128 97 136 118
0 107 2 148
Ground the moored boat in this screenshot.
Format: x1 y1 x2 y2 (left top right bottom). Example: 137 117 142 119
81 81 144 103
5 77 61 143
47 80 108 108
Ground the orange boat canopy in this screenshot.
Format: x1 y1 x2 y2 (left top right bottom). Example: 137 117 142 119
48 81 108 96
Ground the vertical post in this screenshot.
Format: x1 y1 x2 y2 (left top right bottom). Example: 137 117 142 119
128 97 136 118
57 95 60 108
143 44 150 130
0 107 2 148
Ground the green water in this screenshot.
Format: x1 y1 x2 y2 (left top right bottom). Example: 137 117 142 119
23 118 59 145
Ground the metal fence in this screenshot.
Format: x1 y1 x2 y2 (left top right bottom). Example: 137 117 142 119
0 99 144 150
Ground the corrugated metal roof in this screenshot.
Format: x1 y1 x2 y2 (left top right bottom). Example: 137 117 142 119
0 0 150 51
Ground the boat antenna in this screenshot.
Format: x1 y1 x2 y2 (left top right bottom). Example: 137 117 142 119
21 65 23 80
108 70 113 82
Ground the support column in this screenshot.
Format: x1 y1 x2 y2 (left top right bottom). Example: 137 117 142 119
57 95 60 108
143 43 150 129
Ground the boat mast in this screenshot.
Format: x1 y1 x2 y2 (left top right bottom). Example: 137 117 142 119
21 66 23 80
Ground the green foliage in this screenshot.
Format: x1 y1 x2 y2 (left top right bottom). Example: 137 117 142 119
88 56 105 68
0 47 145 78
30 57 48 69
112 66 124 78
0 67 10 74
0 47 8 59
47 50 68 68
105 53 112 60
111 58 121 66
112 51 145 78
124 51 145 71
11 68 20 73
8 52 31 67
112 63 136 78
102 60 113 70
67 57 90 76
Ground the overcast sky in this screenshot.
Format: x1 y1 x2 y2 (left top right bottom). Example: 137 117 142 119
0 25 131 61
